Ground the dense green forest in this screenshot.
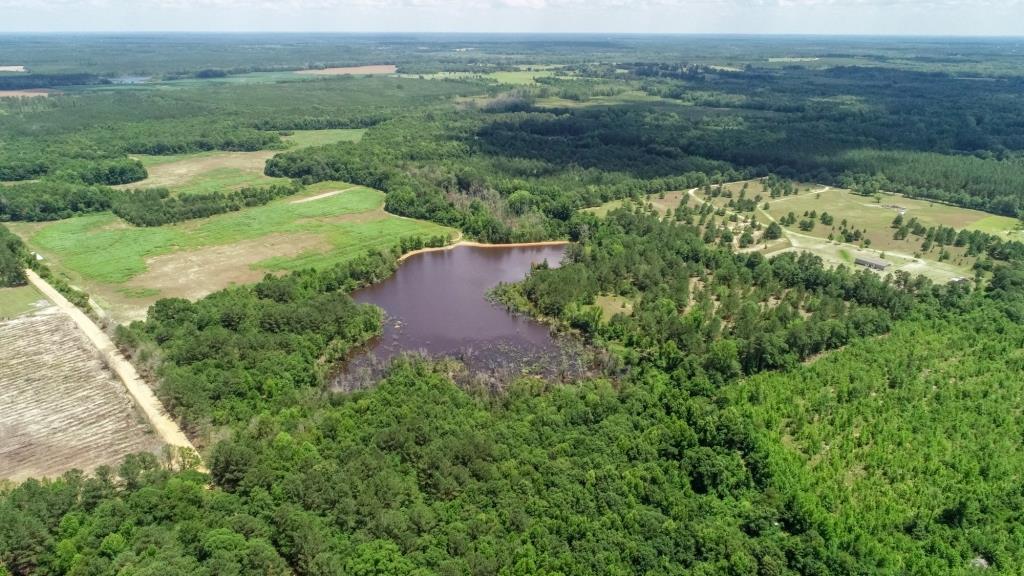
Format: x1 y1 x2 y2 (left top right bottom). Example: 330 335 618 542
497 208 922 380
4 35 1024 576
0 76 479 185
265 111 741 241
115 250 397 434
3 205 1022 574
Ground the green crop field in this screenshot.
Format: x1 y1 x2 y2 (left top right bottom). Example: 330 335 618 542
10 182 454 321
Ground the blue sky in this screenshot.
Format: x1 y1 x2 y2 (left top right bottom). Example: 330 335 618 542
1 0 1021 35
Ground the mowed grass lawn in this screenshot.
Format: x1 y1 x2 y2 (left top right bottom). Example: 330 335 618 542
14 182 454 286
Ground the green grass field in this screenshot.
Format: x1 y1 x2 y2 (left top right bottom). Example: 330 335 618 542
967 214 1024 237
125 129 364 195
744 184 1008 281
11 182 454 321
282 128 365 148
760 186 1022 253
0 285 47 319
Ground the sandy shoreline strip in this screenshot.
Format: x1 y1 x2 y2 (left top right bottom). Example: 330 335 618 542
398 239 570 262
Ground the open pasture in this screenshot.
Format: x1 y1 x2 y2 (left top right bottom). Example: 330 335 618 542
125 150 285 194
11 183 455 322
0 307 163 481
749 184 1006 281
760 185 1022 250
120 128 365 194
764 186 1018 234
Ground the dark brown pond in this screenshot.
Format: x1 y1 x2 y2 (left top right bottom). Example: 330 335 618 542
333 244 580 390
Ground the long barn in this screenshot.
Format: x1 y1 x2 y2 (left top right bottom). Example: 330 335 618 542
855 256 891 271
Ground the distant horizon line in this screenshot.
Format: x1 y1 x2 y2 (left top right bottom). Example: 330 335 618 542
1 31 1022 39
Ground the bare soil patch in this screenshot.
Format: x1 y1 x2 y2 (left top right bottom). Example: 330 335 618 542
297 65 397 76
0 308 163 481
127 233 328 304
0 89 52 98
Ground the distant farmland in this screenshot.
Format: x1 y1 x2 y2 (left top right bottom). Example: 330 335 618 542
0 307 163 481
297 65 397 76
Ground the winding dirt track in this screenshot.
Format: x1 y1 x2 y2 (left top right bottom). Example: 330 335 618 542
24 270 201 464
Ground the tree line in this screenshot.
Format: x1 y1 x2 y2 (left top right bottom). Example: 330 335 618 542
1 181 302 227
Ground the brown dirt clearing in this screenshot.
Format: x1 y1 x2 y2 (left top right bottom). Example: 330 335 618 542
125 233 328 312
0 307 164 481
0 89 52 98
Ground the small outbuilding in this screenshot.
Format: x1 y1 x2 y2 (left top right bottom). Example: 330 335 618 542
854 256 890 271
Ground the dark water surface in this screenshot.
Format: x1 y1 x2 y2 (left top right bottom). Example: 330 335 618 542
333 244 571 390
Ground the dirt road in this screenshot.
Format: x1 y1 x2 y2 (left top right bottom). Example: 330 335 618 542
24 270 202 465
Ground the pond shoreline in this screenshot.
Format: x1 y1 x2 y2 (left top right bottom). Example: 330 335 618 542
335 242 575 391
398 239 571 262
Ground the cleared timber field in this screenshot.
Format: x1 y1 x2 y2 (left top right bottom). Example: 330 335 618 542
10 183 455 322
119 128 365 195
0 307 163 481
